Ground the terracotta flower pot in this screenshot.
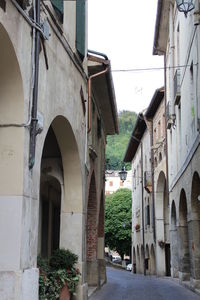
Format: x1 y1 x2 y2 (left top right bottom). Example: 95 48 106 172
59 284 71 300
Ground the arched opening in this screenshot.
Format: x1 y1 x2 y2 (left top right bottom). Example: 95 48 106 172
170 201 178 278
141 245 144 274
39 126 63 258
190 172 200 283
97 192 106 283
145 244 150 274
0 24 24 195
155 171 170 276
38 116 83 265
87 172 98 286
0 24 25 273
178 189 190 281
150 244 156 275
136 245 140 274
132 247 136 273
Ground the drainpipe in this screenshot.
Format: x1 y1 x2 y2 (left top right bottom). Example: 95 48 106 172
29 0 41 169
141 141 146 276
164 54 170 224
150 120 156 243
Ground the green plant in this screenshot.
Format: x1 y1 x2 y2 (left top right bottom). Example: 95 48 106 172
38 249 81 300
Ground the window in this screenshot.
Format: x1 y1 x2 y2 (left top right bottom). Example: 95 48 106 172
76 0 86 60
145 205 150 228
109 181 113 187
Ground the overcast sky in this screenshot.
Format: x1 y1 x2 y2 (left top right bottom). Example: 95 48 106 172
88 0 164 113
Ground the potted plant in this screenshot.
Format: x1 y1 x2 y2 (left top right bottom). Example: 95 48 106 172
158 240 165 249
38 249 81 300
135 224 140 231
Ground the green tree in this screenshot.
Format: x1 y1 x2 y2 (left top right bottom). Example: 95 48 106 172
106 110 137 170
105 188 132 259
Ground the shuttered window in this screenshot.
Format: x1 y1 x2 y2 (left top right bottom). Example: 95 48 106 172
76 0 86 60
51 0 64 22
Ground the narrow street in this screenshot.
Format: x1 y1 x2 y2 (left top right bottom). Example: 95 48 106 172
90 267 200 300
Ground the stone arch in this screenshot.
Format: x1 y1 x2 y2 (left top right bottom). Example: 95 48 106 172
178 189 190 281
39 116 83 260
87 172 98 286
136 245 140 274
170 200 178 278
150 244 156 275
155 171 170 276
0 24 24 195
132 247 136 273
0 24 26 274
97 191 106 283
145 244 150 274
190 172 200 283
140 245 144 274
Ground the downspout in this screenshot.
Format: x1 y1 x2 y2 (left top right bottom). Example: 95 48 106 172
164 54 170 223
29 0 41 169
141 141 146 276
150 120 156 243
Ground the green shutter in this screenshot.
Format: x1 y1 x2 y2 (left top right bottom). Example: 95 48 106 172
76 0 86 60
51 0 63 22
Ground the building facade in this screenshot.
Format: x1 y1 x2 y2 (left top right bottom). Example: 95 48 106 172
124 88 170 277
153 0 200 290
105 170 132 195
0 1 118 299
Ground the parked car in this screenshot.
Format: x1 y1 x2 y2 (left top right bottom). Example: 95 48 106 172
126 263 132 271
112 256 121 264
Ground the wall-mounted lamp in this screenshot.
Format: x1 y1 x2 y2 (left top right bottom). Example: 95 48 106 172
118 167 128 182
176 0 195 17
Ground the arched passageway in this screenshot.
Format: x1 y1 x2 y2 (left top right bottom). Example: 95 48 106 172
190 172 200 285
132 247 136 273
87 172 98 286
0 24 25 273
178 189 190 281
39 116 83 264
145 244 150 274
136 245 140 274
150 244 156 275
39 126 63 258
97 192 106 283
156 171 170 276
170 200 178 278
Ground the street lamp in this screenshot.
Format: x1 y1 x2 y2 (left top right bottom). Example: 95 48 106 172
176 0 195 17
118 166 127 182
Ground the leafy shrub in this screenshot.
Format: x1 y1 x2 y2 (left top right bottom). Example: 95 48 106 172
38 249 81 300
49 248 78 271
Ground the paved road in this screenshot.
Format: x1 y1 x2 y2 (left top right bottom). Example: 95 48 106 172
90 267 200 300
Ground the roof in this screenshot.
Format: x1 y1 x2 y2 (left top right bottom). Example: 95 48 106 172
153 0 170 55
123 113 146 162
88 53 119 135
145 87 164 119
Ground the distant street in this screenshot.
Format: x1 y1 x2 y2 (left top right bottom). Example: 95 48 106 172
90 267 200 300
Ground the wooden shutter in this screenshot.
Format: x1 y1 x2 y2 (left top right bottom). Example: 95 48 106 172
51 0 63 22
76 0 86 60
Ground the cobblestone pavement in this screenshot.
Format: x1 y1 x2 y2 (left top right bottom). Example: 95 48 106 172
90 267 200 300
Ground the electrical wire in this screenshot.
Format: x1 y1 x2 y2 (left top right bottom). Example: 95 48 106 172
111 63 198 73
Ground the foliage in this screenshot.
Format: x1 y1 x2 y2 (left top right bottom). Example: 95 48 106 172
38 249 81 300
105 188 132 258
106 110 137 170
49 248 78 270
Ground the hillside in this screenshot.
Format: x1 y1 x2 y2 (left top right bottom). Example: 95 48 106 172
106 110 137 170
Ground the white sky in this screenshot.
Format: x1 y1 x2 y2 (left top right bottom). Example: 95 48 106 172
88 0 164 113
